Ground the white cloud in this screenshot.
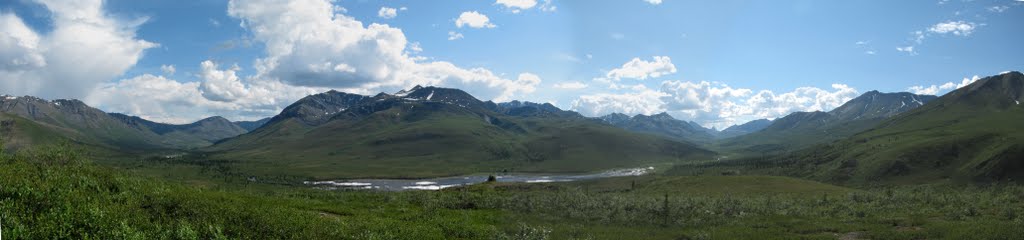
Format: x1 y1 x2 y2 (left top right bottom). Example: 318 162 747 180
448 31 464 40
660 81 751 111
601 56 676 81
0 0 156 100
455 11 496 28
378 7 398 19
745 84 858 120
896 46 916 55
571 81 859 128
539 0 557 12
907 75 980 95
927 21 976 36
987 6 1010 13
87 62 326 123
496 0 536 13
570 89 667 117
553 81 587 89
226 0 537 102
160 64 176 75
198 61 249 102
87 74 211 123
898 20 979 55
644 0 663 5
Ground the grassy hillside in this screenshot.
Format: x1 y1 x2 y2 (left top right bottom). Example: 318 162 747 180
206 87 715 179
0 97 249 152
4 143 1022 239
688 72 1024 185
717 91 936 155
208 99 714 179
567 175 854 197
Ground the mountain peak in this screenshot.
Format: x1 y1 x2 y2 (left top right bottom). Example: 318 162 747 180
829 91 936 120
197 116 232 123
936 71 1024 109
271 90 372 126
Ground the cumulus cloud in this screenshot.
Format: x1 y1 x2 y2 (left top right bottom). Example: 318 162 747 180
745 84 858 120
496 0 536 13
378 7 398 19
987 6 1010 13
570 89 667 117
897 20 979 55
896 46 916 55
644 0 663 5
160 64 176 75
448 31 464 40
553 81 588 89
87 62 326 123
455 11 496 28
907 75 980 95
0 0 156 99
198 61 249 102
601 56 676 81
539 0 557 12
87 74 211 123
226 0 537 101
571 81 860 128
927 21 976 36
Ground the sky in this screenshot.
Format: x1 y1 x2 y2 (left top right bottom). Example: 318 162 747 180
1 0 1022 128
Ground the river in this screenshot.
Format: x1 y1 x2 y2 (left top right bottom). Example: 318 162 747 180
304 166 654 191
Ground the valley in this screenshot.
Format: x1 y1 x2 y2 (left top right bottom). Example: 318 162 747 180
2 72 1023 239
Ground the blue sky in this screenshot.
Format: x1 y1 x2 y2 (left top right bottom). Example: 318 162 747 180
1 0 1021 128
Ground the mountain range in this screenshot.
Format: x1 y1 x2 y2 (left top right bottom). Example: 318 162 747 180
717 90 938 154
599 112 720 143
2 72 1021 183
207 86 714 178
776 71 1024 184
0 96 268 151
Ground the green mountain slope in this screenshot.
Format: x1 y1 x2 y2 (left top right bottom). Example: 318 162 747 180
0 96 250 151
719 91 937 154
718 119 772 138
208 87 715 179
599 112 717 143
0 97 176 151
769 71 1024 184
234 117 271 131
109 114 248 148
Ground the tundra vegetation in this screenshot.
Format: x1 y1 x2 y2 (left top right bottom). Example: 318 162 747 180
2 143 1022 239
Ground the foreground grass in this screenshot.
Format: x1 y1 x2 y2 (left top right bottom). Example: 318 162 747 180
2 144 1023 239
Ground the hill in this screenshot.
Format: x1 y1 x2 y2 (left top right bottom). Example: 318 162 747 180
739 72 1024 184
599 112 717 143
718 119 772 138
234 117 272 132
207 86 716 179
0 96 251 151
718 91 937 154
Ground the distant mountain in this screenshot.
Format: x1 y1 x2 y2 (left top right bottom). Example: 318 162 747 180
829 90 937 120
492 100 583 118
599 112 717 143
267 90 371 126
774 71 1024 184
234 117 271 132
719 119 772 138
209 86 715 179
721 91 937 153
0 95 250 151
0 97 167 151
109 114 248 145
